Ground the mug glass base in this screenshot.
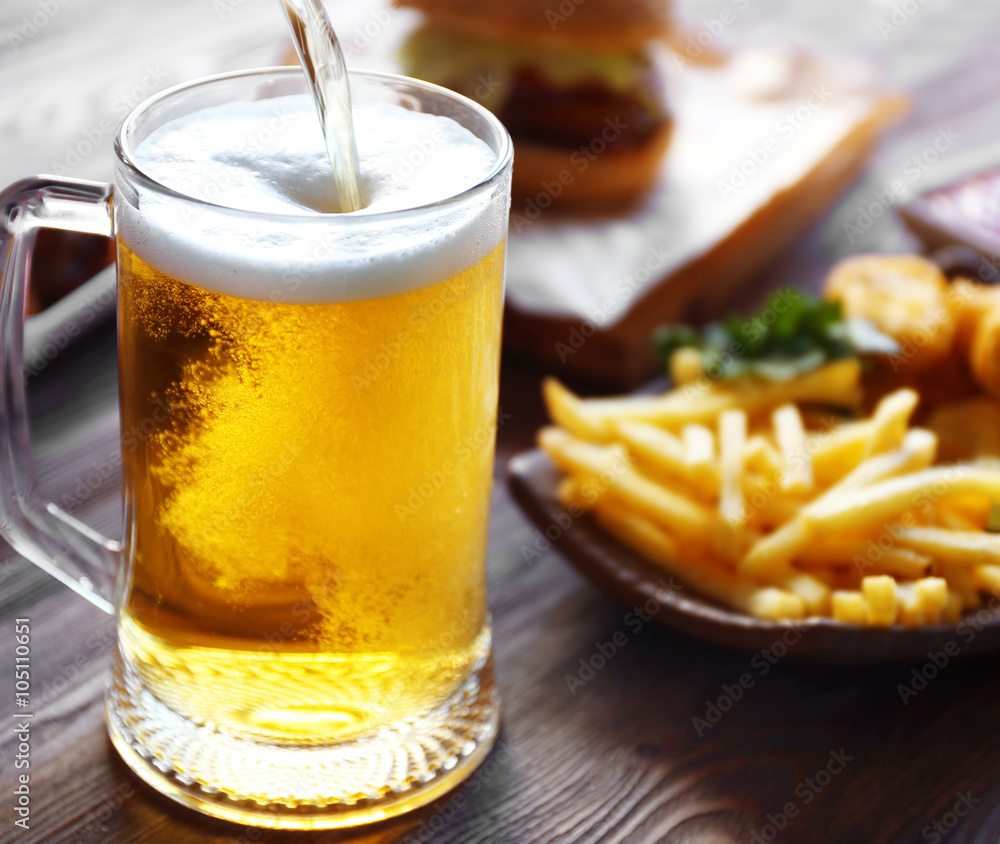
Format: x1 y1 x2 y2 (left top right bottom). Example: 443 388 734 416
105 649 499 830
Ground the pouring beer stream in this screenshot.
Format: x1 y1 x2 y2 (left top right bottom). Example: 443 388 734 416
279 0 364 212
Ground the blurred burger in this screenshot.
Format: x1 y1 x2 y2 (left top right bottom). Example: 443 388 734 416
394 0 673 208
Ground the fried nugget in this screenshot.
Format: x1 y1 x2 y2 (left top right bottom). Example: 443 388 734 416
825 255 954 373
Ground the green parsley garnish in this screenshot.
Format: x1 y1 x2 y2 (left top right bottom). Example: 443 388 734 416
653 288 899 382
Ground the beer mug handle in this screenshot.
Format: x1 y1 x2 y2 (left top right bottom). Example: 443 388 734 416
0 177 120 614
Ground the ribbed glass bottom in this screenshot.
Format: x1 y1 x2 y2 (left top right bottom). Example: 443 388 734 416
105 651 499 829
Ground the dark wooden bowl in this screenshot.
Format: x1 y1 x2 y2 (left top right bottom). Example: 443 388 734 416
507 449 1000 662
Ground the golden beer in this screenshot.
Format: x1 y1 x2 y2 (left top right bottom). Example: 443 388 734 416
100 69 511 827
116 240 504 745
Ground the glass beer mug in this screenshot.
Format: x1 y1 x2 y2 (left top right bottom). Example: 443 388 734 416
0 67 512 829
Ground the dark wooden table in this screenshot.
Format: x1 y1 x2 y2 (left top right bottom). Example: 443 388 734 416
4 1 1000 842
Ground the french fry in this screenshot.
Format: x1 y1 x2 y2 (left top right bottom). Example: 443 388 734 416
863 575 898 626
540 306 1000 630
795 542 932 580
542 378 609 442
746 494 802 530
616 421 717 498
593 498 680 562
936 505 982 531
738 428 936 576
746 589 809 622
811 420 873 487
618 420 686 465
895 526 1000 566
865 548 934 580
914 577 948 624
972 564 1000 596
545 360 862 438
557 476 609 512
804 464 1000 539
828 428 937 493
896 584 925 628
717 409 747 561
941 590 964 624
745 435 785 480
682 423 720 495
938 493 992 529
777 572 830 615
799 566 835 587
539 426 627 478
832 590 867 624
683 424 716 467
670 347 704 386
940 562 981 610
538 428 715 543
740 519 809 578
592 501 805 621
772 404 813 493
863 388 919 458
741 429 936 576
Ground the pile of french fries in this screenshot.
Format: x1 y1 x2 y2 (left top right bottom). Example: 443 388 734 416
540 358 1000 627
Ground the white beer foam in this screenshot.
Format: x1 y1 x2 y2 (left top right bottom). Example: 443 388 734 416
118 96 503 303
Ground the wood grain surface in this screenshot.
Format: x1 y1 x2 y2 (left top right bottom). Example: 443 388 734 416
3 1 1000 842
